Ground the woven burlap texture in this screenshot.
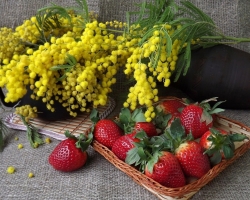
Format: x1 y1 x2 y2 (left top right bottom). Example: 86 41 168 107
1 0 250 200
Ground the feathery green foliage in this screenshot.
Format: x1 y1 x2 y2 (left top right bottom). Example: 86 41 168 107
0 104 11 152
126 0 250 81
35 0 90 43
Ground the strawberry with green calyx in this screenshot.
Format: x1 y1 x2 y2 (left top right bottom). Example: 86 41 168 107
144 151 186 188
115 107 148 134
90 108 124 149
133 122 158 137
116 107 171 136
48 130 93 172
180 97 225 139
199 128 228 151
152 107 172 130
156 98 187 116
126 131 186 188
125 130 152 172
199 127 249 165
93 119 123 149
111 132 140 161
164 118 211 178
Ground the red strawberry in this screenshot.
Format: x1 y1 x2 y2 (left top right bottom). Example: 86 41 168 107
93 119 124 148
163 118 211 178
48 130 92 172
157 98 186 116
199 127 249 165
175 140 211 178
133 122 158 137
125 124 186 187
115 107 161 136
180 104 212 138
145 151 186 188
156 98 186 128
112 132 140 161
199 128 228 150
180 97 225 139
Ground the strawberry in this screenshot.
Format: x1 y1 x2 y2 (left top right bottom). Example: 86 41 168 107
164 118 211 178
115 108 149 133
144 151 186 188
199 127 249 165
156 98 187 129
93 119 124 148
126 131 186 187
115 107 171 137
133 122 158 137
90 109 124 149
180 97 225 139
157 98 186 116
112 132 140 161
175 140 211 178
48 130 92 172
199 128 228 150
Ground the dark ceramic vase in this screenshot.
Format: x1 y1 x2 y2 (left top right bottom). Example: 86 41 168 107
0 87 77 121
172 44 250 109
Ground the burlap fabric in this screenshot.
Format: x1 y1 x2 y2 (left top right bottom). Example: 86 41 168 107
1 0 250 199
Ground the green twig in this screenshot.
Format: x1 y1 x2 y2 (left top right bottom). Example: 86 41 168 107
19 115 44 148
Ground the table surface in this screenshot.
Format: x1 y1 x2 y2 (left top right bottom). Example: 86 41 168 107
1 88 250 200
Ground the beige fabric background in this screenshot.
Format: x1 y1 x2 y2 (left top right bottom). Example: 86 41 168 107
1 0 250 200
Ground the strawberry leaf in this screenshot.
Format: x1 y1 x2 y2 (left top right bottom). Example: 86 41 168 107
90 108 99 124
209 151 222 165
222 144 234 159
116 108 146 133
199 97 225 115
150 135 171 153
204 128 248 164
146 151 161 173
75 132 93 152
65 130 77 139
211 100 226 111
118 108 132 125
162 131 175 151
132 108 146 122
169 118 186 139
209 108 225 114
200 102 211 111
125 147 141 165
229 133 249 142
200 109 213 125
137 147 147 160
182 98 193 104
186 133 194 141
117 108 133 133
134 130 148 140
153 109 172 129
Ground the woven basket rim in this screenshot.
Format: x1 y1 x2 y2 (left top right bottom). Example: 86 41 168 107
92 137 250 198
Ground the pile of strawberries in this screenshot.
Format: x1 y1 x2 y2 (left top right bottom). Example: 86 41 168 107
48 97 248 188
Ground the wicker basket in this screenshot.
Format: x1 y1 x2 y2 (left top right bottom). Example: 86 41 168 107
92 97 250 200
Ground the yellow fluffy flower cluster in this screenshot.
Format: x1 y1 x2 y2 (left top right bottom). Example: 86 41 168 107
0 9 185 121
15 105 38 122
0 27 25 64
14 12 85 44
0 16 130 117
123 24 182 121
